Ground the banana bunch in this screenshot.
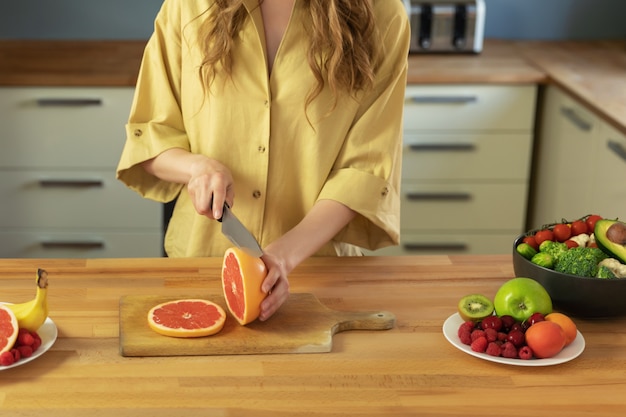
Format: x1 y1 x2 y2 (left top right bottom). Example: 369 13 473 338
6 269 49 332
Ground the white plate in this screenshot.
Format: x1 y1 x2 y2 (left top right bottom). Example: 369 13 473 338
1 317 58 370
443 313 585 366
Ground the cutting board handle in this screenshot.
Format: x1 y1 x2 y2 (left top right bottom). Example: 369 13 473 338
331 310 396 334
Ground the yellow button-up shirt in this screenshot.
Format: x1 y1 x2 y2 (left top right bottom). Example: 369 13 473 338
117 0 410 257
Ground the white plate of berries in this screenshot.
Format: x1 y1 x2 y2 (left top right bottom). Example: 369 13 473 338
0 317 58 370
443 313 585 366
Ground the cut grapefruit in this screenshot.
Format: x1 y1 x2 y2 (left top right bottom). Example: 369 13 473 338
0 304 19 354
147 299 226 338
221 247 268 325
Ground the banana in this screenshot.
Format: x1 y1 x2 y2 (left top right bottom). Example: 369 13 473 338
6 269 49 332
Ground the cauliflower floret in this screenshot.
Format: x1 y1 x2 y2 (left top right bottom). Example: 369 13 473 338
598 258 626 278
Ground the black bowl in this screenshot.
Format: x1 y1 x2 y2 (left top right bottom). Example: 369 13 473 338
512 235 626 318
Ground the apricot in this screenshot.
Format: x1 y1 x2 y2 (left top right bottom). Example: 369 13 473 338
525 321 566 359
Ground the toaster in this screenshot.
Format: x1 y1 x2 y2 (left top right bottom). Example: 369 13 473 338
404 0 486 54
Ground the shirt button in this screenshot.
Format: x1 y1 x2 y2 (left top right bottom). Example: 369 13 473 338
258 146 266 153
381 187 389 196
264 100 269 107
252 190 262 199
133 129 143 137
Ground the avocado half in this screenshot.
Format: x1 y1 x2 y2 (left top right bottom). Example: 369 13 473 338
595 219 626 263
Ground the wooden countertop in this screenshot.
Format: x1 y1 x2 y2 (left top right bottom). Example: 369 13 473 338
0 39 624 134
1 255 626 416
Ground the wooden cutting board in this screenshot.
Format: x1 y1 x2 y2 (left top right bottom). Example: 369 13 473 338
119 293 395 356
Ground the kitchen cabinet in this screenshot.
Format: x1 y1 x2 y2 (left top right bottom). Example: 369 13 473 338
0 87 162 258
368 84 537 255
531 85 626 228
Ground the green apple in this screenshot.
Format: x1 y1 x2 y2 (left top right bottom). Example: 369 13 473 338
493 277 552 322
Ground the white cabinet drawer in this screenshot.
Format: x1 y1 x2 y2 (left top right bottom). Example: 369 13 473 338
403 133 532 180
0 230 162 258
403 85 536 131
0 87 134 168
400 182 527 231
0 169 160 229
366 233 515 256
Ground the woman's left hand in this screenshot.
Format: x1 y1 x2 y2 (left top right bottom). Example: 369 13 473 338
258 250 291 321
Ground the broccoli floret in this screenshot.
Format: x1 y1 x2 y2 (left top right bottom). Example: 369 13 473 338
596 265 617 279
539 240 568 261
554 247 608 277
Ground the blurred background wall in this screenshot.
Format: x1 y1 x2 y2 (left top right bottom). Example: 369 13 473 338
1 0 625 40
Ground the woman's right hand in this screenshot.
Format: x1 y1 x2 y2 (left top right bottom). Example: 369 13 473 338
187 156 235 220
142 149 235 220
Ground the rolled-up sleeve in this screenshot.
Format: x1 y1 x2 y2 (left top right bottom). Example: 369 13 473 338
116 0 188 203
318 10 410 250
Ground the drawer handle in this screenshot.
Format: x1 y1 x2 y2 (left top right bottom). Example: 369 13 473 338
405 192 472 201
607 139 626 163
36 98 103 107
409 143 475 152
40 240 105 249
407 95 478 104
403 242 468 252
38 179 104 188
560 107 592 132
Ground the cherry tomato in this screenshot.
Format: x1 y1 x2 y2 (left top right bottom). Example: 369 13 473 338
570 220 588 236
564 239 578 249
534 229 554 246
523 235 539 251
552 223 572 242
586 215 603 233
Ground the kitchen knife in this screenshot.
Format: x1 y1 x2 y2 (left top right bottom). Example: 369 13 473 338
218 203 263 257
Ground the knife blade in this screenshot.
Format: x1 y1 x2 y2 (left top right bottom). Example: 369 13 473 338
218 203 263 257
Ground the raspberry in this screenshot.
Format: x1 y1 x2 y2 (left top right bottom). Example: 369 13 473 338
17 331 35 347
497 332 508 342
460 321 475 333
484 328 498 343
17 345 33 359
458 328 472 345
486 342 501 357
11 348 20 361
0 351 15 366
471 336 488 353
31 334 42 352
470 329 486 342
518 345 533 360
481 316 503 331
501 341 518 359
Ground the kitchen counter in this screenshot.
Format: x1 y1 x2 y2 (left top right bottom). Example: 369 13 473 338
1 39 624 134
1 255 626 416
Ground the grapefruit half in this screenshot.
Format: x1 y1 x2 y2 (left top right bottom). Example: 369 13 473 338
0 304 19 354
221 247 268 325
147 299 226 338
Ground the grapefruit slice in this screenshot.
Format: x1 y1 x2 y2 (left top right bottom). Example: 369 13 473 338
147 299 226 338
221 247 268 325
0 304 19 354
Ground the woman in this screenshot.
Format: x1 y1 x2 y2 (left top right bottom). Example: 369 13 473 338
116 0 410 321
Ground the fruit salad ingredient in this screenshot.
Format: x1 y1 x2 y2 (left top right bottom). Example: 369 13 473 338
525 320 566 359
493 278 552 322
222 247 268 325
0 305 19 355
6 269 49 332
545 312 577 346
457 294 494 322
147 299 226 338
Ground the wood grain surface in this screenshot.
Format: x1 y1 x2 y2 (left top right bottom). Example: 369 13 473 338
1 255 626 416
119 293 395 356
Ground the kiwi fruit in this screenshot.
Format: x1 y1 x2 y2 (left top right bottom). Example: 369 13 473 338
457 294 494 322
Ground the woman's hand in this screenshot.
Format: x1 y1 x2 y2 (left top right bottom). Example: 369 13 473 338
142 149 234 219
187 156 234 220
258 250 291 321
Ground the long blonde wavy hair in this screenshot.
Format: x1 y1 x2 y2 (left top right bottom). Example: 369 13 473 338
197 0 382 112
